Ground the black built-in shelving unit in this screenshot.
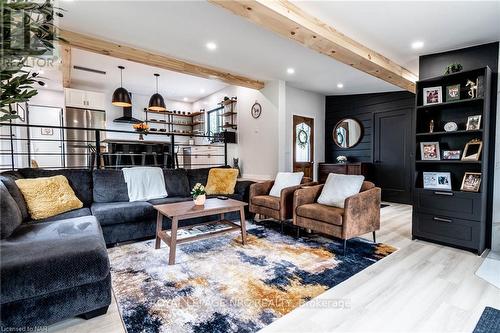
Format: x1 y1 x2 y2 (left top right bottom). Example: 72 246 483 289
412 67 492 255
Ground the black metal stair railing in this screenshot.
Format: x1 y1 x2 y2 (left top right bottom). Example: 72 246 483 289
0 122 228 171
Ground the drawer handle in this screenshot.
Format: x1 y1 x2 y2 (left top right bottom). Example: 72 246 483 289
433 217 452 223
434 191 453 196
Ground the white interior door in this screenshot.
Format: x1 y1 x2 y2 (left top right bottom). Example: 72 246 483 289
28 105 64 168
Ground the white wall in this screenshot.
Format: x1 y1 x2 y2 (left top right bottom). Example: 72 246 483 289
192 81 282 179
29 88 64 108
284 85 326 181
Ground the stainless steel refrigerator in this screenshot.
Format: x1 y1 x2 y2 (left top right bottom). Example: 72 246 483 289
65 107 106 168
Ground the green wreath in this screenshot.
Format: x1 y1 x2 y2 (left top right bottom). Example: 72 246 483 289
297 129 308 149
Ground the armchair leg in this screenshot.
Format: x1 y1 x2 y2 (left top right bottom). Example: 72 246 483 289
372 231 376 243
343 239 347 256
280 220 284 234
296 226 300 238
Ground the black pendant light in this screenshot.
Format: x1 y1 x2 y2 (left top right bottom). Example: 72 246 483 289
148 73 166 111
112 66 132 107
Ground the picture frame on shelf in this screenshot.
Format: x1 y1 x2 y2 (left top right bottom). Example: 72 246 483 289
442 150 461 160
461 172 481 192
420 142 441 160
445 84 460 102
423 86 442 105
466 115 482 130
462 139 483 161
423 172 452 190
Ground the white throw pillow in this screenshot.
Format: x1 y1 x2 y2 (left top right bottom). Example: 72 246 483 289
317 173 365 208
269 172 304 197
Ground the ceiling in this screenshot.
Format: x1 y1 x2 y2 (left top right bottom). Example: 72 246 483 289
55 0 499 96
293 1 500 74
69 49 228 102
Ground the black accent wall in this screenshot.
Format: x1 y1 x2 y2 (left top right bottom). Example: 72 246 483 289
325 91 415 203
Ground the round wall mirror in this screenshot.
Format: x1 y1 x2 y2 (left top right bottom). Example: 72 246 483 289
333 118 363 148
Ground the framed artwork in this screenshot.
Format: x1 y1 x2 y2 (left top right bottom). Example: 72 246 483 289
40 128 53 136
423 86 442 105
442 150 461 160
466 115 482 130
420 142 441 160
461 172 481 192
462 139 483 161
423 172 452 190
445 84 460 101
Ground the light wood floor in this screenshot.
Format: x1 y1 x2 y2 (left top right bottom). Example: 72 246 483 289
48 203 500 333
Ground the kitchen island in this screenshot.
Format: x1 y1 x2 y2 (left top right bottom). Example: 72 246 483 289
101 139 173 169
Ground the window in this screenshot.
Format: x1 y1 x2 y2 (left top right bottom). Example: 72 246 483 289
206 106 223 135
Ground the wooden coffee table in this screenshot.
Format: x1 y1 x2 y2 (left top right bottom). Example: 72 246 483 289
153 198 248 265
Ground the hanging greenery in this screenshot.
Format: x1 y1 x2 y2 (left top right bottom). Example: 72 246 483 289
1 0 64 122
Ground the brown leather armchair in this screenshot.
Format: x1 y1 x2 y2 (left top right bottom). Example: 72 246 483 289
292 181 381 254
249 178 315 232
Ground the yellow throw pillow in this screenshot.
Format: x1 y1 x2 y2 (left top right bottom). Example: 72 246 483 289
15 175 83 220
205 168 239 195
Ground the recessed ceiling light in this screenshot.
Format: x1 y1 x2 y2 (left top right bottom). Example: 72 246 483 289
200 88 206 93
287 68 295 75
183 97 188 102
206 42 217 51
337 83 344 88
411 40 424 49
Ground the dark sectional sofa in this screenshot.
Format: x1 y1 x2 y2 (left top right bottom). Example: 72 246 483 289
0 167 254 329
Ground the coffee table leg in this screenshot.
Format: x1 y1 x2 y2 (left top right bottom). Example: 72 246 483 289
155 211 162 249
168 217 178 265
239 207 247 245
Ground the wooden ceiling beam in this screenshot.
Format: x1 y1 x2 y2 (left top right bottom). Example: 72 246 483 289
58 29 265 90
209 0 417 92
59 43 72 88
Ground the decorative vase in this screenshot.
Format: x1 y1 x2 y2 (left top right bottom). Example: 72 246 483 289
193 194 206 206
138 133 144 141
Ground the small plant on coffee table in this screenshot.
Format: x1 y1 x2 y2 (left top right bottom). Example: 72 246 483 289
191 183 207 205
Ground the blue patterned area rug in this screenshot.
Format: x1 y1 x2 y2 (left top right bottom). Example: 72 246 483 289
108 222 396 333
473 307 500 333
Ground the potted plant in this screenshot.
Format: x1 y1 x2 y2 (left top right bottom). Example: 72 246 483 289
191 183 206 205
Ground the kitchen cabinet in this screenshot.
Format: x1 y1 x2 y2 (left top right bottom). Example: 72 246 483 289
65 88 106 110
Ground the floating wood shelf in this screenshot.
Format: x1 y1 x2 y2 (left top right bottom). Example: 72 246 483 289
145 110 204 118
220 124 237 129
220 99 237 106
219 111 237 117
146 120 193 126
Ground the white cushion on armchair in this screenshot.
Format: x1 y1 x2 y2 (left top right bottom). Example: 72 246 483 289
269 172 304 197
317 173 365 208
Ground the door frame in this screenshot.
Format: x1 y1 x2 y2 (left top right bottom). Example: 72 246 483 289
292 114 315 180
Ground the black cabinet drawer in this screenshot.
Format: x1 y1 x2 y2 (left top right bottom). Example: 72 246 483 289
412 212 481 250
414 189 482 221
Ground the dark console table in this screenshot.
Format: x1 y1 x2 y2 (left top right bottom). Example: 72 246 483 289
318 162 372 183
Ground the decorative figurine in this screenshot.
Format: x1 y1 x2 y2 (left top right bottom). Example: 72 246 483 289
466 79 478 98
233 158 241 178
429 119 434 133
